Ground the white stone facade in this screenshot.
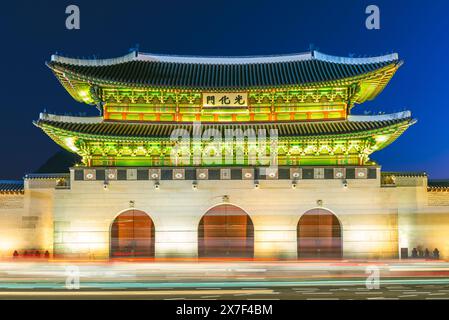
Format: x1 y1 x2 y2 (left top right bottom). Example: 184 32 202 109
1 168 449 260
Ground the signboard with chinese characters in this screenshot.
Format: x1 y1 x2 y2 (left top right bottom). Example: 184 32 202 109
202 93 248 107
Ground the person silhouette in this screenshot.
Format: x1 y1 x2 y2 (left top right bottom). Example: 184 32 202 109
433 248 440 260
418 247 424 258
411 248 418 258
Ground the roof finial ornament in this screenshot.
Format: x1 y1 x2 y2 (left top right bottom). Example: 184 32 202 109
309 43 320 55
130 43 140 53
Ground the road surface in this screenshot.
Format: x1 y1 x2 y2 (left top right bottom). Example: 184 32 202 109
0 260 448 299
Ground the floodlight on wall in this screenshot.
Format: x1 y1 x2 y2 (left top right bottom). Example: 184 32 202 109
292 181 298 189
192 181 198 190
103 180 109 191
154 182 160 190
342 179 348 189
254 180 260 189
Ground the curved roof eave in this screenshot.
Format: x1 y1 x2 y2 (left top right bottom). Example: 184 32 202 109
35 112 415 140
48 60 400 93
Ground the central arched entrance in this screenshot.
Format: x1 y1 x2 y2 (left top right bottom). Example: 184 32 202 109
198 204 254 258
110 209 155 258
297 208 342 259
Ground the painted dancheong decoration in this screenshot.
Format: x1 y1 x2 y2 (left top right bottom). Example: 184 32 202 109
36 50 415 167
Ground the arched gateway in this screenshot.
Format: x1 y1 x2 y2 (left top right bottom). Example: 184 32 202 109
297 208 342 259
198 205 254 258
110 210 155 258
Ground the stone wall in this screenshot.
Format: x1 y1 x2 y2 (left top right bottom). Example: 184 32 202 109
0 179 56 258
0 194 24 258
2 172 449 261
428 191 449 206
53 176 401 259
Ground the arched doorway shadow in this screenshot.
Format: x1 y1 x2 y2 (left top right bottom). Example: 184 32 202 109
110 209 155 258
297 208 342 259
198 204 254 258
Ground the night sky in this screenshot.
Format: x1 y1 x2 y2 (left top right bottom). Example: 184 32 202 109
0 0 448 179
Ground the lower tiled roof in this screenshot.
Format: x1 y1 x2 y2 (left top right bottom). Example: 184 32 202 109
36 117 413 139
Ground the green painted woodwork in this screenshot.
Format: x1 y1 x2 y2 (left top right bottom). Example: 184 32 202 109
37 117 412 167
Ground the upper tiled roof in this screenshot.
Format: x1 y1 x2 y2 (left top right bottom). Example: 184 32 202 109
48 50 400 89
0 180 24 194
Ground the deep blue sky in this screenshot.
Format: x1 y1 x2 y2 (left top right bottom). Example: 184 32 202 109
0 0 448 179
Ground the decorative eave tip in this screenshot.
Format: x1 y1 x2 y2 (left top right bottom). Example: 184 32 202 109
36 112 103 125
50 51 138 67
312 51 399 65
348 110 413 122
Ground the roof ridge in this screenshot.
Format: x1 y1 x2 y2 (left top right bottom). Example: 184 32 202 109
50 50 399 67
38 112 412 126
135 51 313 65
313 51 399 65
50 51 138 66
38 113 103 124
348 111 411 122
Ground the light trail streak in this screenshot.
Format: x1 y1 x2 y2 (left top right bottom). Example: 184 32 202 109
0 278 449 290
0 289 274 296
